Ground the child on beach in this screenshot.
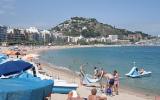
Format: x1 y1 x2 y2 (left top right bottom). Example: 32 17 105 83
113 70 119 95
105 86 112 96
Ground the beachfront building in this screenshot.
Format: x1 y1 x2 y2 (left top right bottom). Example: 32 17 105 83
26 27 40 42
100 36 107 42
135 38 160 46
107 35 118 42
128 33 142 41
86 38 97 42
0 25 7 42
67 35 84 43
51 32 68 44
40 30 51 44
7 28 25 44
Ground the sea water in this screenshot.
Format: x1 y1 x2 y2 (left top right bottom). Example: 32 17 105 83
40 46 160 96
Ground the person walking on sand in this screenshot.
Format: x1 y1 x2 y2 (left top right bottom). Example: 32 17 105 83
113 70 119 95
88 88 107 100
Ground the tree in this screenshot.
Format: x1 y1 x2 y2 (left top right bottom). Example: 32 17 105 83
81 29 100 38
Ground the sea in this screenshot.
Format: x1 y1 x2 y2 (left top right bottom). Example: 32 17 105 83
40 46 160 96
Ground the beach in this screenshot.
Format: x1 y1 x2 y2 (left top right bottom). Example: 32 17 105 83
0 45 155 100
28 45 155 100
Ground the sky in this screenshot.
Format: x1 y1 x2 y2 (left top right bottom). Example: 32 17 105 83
0 0 160 35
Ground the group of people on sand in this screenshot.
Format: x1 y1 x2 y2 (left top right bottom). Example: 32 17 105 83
93 67 119 96
78 65 120 100
67 88 107 100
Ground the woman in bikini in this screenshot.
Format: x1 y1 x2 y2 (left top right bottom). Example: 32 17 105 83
113 70 119 95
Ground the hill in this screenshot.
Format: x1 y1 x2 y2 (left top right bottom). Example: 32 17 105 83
51 17 149 39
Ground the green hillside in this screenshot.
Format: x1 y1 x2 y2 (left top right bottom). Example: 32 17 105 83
51 17 149 39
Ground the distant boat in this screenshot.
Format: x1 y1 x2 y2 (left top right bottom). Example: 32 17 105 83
125 62 152 78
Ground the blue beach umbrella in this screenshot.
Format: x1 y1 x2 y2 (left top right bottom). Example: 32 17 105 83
0 54 8 63
0 54 8 59
0 60 33 76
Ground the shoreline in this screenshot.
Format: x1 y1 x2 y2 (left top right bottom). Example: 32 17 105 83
27 45 155 100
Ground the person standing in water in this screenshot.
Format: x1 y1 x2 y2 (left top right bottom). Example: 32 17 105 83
94 67 99 79
80 64 86 85
80 64 85 77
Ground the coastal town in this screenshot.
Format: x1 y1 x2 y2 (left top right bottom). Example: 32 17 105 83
1 0 160 100
1 17 160 46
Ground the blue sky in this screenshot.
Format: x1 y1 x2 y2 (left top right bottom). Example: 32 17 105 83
0 0 160 35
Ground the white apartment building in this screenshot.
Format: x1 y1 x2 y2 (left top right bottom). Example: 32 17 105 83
26 27 40 41
40 30 51 43
107 35 118 42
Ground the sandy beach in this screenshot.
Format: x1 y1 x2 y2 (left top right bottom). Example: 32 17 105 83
29 45 155 100
0 45 155 100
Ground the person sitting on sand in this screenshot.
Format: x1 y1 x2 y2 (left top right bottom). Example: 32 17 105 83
88 88 107 100
67 90 83 100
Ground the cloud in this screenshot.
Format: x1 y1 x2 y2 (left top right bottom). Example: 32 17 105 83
0 0 16 15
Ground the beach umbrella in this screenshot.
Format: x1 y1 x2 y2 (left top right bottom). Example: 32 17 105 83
0 54 8 59
0 60 33 76
0 54 8 63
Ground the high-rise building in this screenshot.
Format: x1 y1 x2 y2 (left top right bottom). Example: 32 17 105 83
0 26 7 42
26 27 40 41
40 30 51 43
7 28 25 43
